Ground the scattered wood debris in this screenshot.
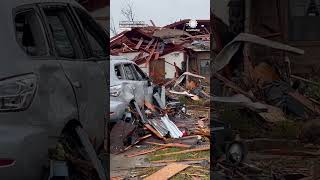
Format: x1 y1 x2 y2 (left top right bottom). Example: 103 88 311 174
145 142 191 148
126 146 167 158
155 147 210 157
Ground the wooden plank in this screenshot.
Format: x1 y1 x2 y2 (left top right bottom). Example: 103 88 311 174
126 146 167 158
123 134 152 152
151 158 208 164
145 124 166 141
134 37 144 49
213 73 256 100
145 142 191 148
145 38 155 50
155 147 209 157
289 91 320 114
145 48 156 67
291 75 320 86
144 163 190 180
144 100 157 112
154 52 160 60
258 105 287 123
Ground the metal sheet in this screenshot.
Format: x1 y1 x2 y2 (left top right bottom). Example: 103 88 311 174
173 72 206 88
212 33 305 72
148 119 169 137
153 93 165 109
212 94 268 112
160 115 183 139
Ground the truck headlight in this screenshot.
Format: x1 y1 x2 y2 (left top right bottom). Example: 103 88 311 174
110 84 122 97
0 74 37 111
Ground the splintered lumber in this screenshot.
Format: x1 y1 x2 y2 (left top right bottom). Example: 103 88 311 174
180 173 207 177
291 75 320 86
144 100 156 112
258 105 287 122
155 147 210 157
111 176 123 180
290 91 320 113
136 160 205 168
145 124 167 141
145 38 155 50
144 163 190 180
194 128 210 137
126 146 167 158
123 134 152 151
151 158 208 163
179 135 201 140
145 142 191 148
213 73 256 100
134 37 144 49
289 91 320 114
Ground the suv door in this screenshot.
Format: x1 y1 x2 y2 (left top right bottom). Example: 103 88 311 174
11 5 79 179
132 64 152 101
40 4 107 146
121 63 147 106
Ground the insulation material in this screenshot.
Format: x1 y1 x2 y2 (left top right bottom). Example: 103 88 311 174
161 114 183 138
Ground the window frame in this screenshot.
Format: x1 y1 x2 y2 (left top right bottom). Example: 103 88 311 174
133 64 148 81
114 64 124 80
38 3 87 61
13 5 52 59
69 5 108 61
122 63 138 81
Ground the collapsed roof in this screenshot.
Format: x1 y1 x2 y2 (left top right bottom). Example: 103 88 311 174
110 19 211 66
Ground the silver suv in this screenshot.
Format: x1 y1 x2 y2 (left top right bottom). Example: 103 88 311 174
1 0 107 179
110 56 152 123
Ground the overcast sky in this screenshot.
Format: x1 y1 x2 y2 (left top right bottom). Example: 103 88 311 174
110 0 210 36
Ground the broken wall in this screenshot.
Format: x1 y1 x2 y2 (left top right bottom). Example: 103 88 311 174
190 52 211 78
162 52 185 79
250 0 320 77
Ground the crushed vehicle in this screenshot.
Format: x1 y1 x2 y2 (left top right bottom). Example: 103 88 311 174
0 0 108 179
110 56 153 126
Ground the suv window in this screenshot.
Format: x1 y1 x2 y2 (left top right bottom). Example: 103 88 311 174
133 64 147 80
43 7 82 59
15 9 48 56
114 65 123 79
123 64 136 80
74 8 107 58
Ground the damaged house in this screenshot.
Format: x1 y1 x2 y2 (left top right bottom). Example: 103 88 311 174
110 19 213 84
213 0 320 77
210 0 320 133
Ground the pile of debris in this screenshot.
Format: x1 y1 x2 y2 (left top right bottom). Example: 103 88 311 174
113 82 210 147
165 72 210 102
211 33 320 179
110 80 210 179
211 33 320 125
